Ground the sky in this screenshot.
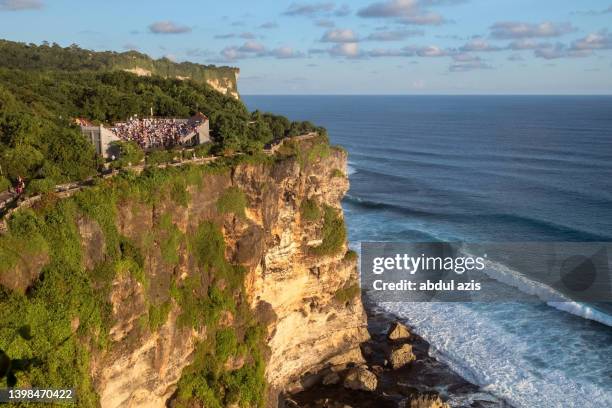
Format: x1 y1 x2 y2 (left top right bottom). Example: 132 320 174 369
1 0 612 94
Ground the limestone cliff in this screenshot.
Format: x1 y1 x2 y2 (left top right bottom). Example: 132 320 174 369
0 137 367 407
123 67 240 99
92 140 368 407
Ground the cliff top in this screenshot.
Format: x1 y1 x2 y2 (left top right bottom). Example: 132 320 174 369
0 39 238 85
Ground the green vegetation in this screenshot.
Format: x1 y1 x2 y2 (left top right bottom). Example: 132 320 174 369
312 205 347 256
110 141 144 168
157 214 184 266
0 176 10 192
0 160 269 406
331 168 345 178
343 249 358 262
24 178 55 195
0 38 340 407
145 149 177 165
307 142 331 163
0 38 325 191
334 282 361 304
0 197 117 405
217 187 247 218
0 39 238 92
300 198 321 222
276 133 331 169
172 221 266 407
148 301 172 331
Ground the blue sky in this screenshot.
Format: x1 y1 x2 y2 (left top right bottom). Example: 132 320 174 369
1 0 611 94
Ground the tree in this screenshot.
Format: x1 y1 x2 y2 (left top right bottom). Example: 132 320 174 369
110 141 144 168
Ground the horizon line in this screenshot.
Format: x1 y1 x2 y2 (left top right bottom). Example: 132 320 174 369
241 93 612 97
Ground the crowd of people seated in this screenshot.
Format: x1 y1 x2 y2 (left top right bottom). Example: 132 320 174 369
110 117 200 149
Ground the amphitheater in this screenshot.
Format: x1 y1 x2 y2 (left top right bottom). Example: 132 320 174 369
78 113 210 159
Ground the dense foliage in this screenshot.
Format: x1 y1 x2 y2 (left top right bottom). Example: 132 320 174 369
0 160 268 406
0 39 325 192
0 39 238 87
311 205 347 256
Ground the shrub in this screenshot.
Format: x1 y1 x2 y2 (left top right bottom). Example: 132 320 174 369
24 178 55 195
307 142 330 164
193 142 213 158
215 328 238 362
300 198 320 222
110 140 144 168
331 168 344 178
334 282 361 304
157 213 184 266
148 301 172 331
170 179 189 207
146 149 176 165
216 187 246 218
0 176 10 192
343 249 358 262
311 205 346 256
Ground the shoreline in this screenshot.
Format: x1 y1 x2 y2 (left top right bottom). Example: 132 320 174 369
287 296 508 408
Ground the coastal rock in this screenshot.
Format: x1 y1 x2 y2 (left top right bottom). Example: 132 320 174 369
343 366 378 392
283 398 300 408
387 322 411 341
389 343 416 369
399 394 450 408
322 371 341 385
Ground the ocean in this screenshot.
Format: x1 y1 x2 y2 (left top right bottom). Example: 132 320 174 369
243 95 612 408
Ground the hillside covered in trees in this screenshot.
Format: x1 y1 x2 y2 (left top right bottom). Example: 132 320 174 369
0 39 324 192
0 39 238 89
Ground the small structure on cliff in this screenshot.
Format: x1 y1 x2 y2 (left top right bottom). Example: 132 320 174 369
78 113 210 159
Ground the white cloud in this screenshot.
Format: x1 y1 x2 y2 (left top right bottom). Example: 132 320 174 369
397 11 444 25
148 21 191 34
238 41 266 53
358 0 419 18
220 42 304 61
365 29 423 41
533 42 592 60
365 47 414 57
507 39 551 50
357 0 451 25
460 38 502 52
269 46 305 59
490 21 575 39
0 0 42 11
452 52 480 62
450 60 492 72
283 2 335 16
259 22 279 29
321 28 359 42
214 32 257 40
573 5 612 16
414 45 449 57
571 30 612 51
329 42 361 57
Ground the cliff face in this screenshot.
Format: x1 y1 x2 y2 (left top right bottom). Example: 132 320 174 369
123 67 240 99
234 149 369 392
73 141 366 406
